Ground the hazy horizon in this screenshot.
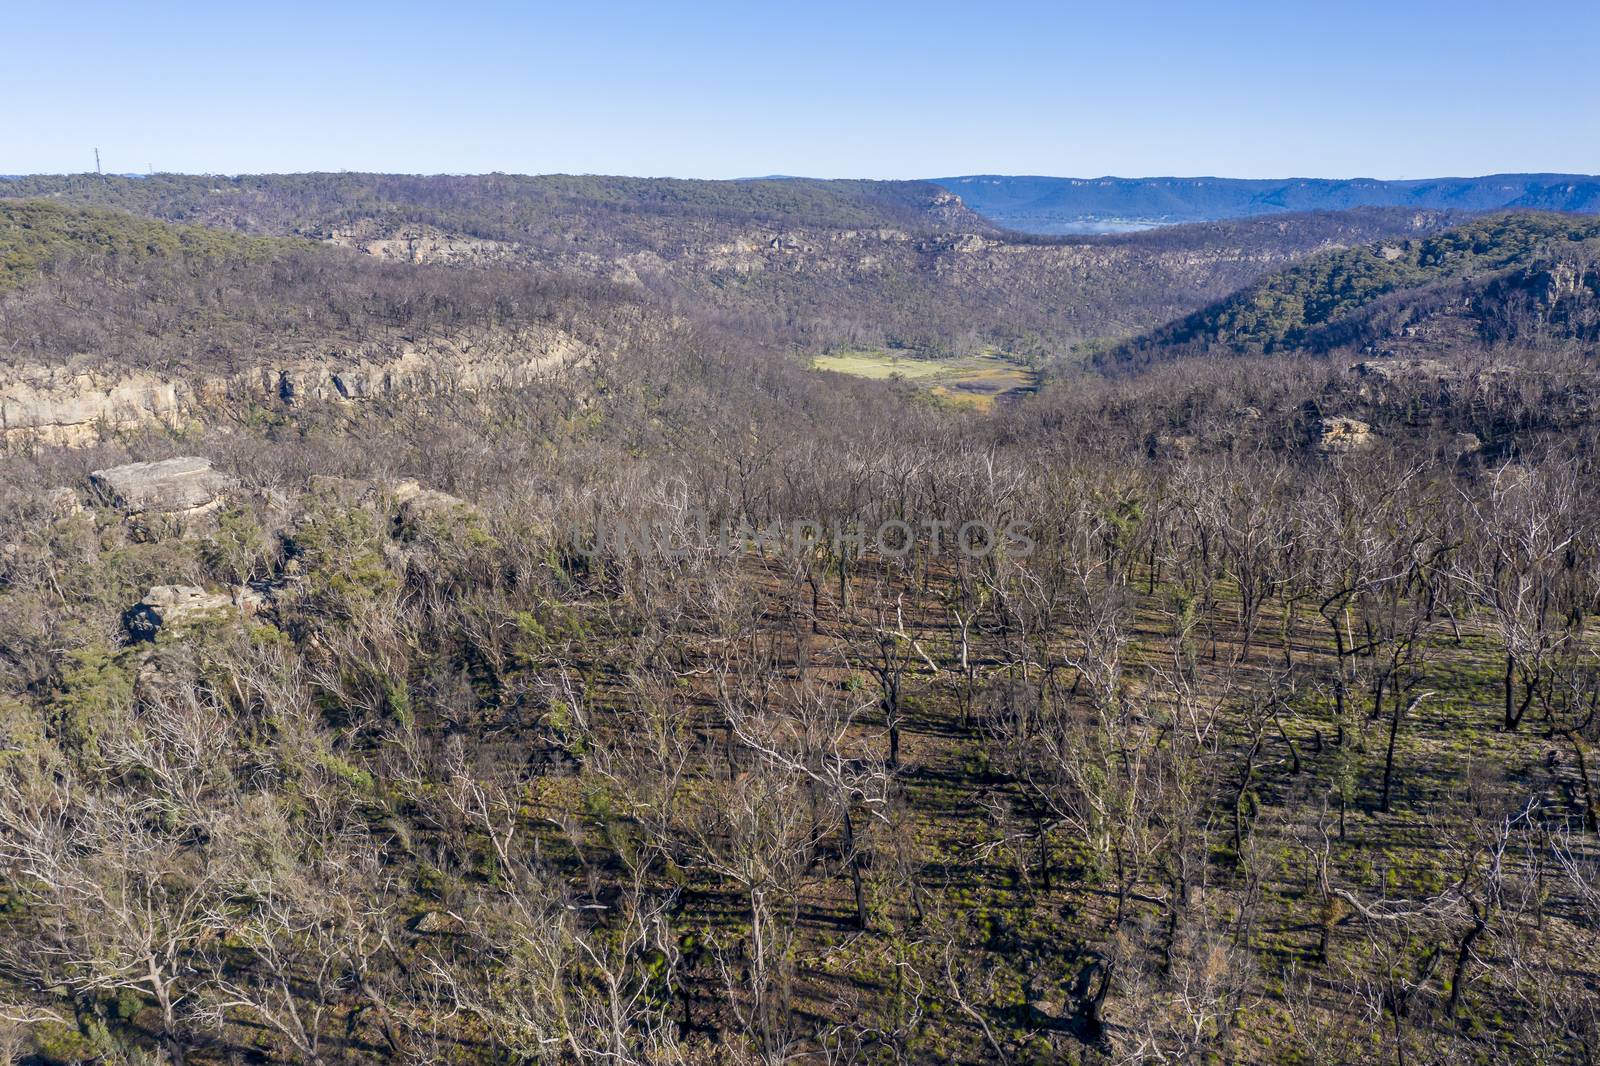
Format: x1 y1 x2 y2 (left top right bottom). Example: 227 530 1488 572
9 169 1600 183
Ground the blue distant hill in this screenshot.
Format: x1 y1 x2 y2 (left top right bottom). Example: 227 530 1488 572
933 173 1600 234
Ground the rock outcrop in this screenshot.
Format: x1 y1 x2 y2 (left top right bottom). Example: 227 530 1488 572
1315 416 1376 454
92 457 235 515
91 457 237 538
125 585 234 640
320 221 514 266
307 475 427 509
1351 357 1456 384
407 910 462 934
47 487 83 519
307 474 378 504
396 488 474 534
1349 358 1464 401
1 329 588 447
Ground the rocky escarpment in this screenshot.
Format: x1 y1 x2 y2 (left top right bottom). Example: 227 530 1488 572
346 216 1410 295
0 328 590 447
320 219 517 265
0 372 184 446
285 204 1452 358
264 329 587 406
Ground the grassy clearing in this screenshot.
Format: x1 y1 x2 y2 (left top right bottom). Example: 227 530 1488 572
813 348 1036 410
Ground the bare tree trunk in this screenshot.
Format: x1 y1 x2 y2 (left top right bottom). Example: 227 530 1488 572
1504 654 1517 731
1445 911 1486 1021
1381 691 1403 814
1034 804 1052 892
841 804 867 930
1567 732 1599 832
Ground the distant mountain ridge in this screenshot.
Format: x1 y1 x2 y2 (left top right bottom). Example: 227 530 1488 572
0 175 1456 359
935 174 1600 234
0 172 995 239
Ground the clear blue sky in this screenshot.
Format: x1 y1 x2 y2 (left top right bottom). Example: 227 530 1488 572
7 0 1597 179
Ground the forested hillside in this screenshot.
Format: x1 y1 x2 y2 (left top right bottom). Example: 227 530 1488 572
0 176 1458 358
0 173 990 243
0 200 676 379
1 182 1599 1066
1111 211 1600 364
0 200 288 293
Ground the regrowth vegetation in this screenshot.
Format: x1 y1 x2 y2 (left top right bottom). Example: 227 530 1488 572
0 179 1597 1066
1117 211 1600 362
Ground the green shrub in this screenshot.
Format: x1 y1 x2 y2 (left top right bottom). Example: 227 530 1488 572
48 643 136 765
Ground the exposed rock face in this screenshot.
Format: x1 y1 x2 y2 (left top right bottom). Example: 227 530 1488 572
47 487 83 519
307 474 376 504
1350 357 1460 391
1315 416 1376 454
0 330 588 447
396 488 473 533
92 457 235 515
125 585 233 640
91 457 237 538
924 189 985 230
1149 432 1198 459
267 336 580 407
0 371 182 446
321 221 514 265
1352 357 1455 383
1346 357 1476 404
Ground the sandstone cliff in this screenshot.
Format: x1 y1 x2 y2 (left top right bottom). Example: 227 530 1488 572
0 327 590 447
